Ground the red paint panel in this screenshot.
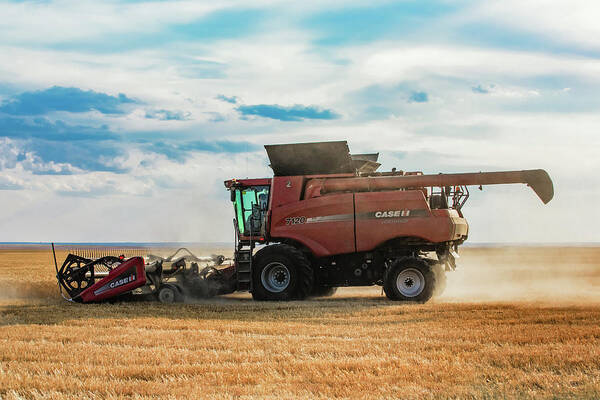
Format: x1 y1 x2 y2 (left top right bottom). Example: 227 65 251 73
270 193 355 257
355 191 455 251
270 176 305 208
80 257 146 302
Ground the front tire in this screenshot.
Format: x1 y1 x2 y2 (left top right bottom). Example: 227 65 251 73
384 257 435 303
251 244 314 301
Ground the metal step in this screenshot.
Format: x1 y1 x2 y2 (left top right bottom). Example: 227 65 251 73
235 250 252 291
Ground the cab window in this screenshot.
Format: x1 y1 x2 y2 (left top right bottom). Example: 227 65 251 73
232 185 270 235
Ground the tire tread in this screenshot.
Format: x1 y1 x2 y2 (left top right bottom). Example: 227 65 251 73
251 244 314 301
383 257 435 303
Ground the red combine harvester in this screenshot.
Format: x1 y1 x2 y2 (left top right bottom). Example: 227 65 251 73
55 141 553 303
224 141 553 302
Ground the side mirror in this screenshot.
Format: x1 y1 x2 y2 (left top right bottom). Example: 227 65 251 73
230 190 236 202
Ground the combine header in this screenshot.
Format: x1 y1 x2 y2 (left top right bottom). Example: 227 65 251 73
53 246 235 303
54 140 554 303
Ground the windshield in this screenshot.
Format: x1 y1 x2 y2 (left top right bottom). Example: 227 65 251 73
232 185 270 236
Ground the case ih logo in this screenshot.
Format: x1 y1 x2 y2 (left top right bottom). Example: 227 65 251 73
109 274 136 289
359 209 429 220
93 268 137 295
375 210 412 218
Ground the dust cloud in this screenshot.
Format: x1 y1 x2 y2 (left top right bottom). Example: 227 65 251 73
0 281 56 301
440 246 600 303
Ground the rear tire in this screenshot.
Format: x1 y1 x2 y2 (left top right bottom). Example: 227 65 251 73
384 257 435 303
251 244 314 301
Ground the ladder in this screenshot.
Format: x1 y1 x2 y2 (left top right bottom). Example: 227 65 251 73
235 249 252 291
233 217 257 292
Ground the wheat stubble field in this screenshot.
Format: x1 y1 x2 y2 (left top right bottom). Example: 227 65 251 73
0 245 599 399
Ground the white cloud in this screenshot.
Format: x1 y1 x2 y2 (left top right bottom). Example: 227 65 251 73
0 1 231 44
347 44 600 85
0 0 398 45
472 84 540 98
466 1 600 52
0 174 24 190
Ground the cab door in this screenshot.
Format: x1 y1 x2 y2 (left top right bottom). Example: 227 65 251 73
233 185 270 237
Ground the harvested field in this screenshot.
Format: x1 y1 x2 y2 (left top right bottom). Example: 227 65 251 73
1 245 599 399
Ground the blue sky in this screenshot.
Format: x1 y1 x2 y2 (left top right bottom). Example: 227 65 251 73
0 0 599 242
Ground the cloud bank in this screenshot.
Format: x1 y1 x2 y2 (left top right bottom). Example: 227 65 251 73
0 86 137 115
0 1 598 242
236 104 340 121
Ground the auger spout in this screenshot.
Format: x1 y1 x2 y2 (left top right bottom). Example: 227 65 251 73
320 169 554 204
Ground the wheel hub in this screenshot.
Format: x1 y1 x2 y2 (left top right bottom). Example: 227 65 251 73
159 288 175 303
396 268 425 297
274 271 286 284
261 262 291 293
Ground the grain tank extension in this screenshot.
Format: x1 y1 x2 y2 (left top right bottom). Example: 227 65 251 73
225 141 553 302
